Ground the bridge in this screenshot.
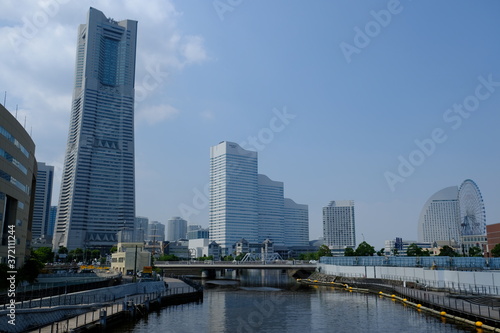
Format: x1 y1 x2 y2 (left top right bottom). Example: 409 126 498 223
154 260 317 278
155 260 316 270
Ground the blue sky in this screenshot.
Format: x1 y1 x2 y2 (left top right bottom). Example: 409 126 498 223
0 0 499 249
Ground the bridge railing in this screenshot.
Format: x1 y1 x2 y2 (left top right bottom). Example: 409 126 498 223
155 260 313 265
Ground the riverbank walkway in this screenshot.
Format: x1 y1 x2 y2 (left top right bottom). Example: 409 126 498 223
23 277 197 333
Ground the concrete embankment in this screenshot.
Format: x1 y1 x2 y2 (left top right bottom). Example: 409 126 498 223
300 272 500 332
0 277 202 333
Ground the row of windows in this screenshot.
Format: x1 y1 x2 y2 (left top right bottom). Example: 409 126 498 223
0 169 29 193
0 125 29 158
0 147 27 175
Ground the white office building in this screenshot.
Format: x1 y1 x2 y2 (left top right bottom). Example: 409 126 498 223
209 142 259 253
417 186 460 244
257 174 284 245
323 200 356 250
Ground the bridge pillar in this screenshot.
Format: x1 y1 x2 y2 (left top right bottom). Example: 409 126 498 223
202 269 216 279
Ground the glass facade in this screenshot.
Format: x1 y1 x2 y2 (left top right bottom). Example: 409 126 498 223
32 162 54 239
53 8 137 250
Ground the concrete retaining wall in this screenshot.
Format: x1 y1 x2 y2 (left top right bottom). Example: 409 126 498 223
320 264 500 293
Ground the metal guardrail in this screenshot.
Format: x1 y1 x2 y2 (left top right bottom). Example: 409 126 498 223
319 256 500 269
155 260 313 265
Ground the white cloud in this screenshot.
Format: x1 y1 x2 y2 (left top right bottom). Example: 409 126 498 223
181 35 208 65
200 110 215 120
0 0 208 202
137 104 180 125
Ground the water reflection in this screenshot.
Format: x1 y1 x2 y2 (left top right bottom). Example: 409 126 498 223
110 271 474 333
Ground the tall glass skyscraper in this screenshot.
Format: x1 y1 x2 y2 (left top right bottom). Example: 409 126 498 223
53 8 137 251
32 162 54 239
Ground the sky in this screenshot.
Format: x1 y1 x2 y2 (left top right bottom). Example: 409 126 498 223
0 0 499 250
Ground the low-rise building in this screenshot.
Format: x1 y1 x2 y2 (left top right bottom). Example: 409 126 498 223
111 241 151 276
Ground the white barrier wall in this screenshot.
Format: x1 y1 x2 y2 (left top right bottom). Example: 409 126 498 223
320 264 500 292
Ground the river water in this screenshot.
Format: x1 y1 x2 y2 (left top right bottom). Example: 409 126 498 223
111 270 475 333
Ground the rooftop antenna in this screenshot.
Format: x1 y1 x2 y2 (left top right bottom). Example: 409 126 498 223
15 105 18 118
3 91 6 107
24 115 26 128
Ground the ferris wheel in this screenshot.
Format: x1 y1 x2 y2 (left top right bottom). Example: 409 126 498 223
458 179 486 236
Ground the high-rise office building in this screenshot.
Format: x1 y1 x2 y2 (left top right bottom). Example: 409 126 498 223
284 198 309 246
323 200 356 250
209 142 259 253
167 217 188 241
209 141 308 254
418 179 486 250
32 162 54 239
0 103 37 267
257 174 284 245
134 216 149 242
53 7 138 250
48 206 57 237
147 221 165 242
417 186 460 244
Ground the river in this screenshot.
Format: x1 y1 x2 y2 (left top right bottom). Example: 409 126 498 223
110 270 475 333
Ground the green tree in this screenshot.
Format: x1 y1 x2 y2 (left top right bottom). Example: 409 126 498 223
376 248 385 256
110 246 117 253
355 241 375 256
406 243 423 257
91 249 101 260
438 245 458 257
318 245 332 257
32 247 54 263
157 254 179 261
468 246 483 257
74 248 84 261
19 259 43 284
392 248 399 256
491 244 500 257
224 255 234 261
344 247 355 256
57 246 68 254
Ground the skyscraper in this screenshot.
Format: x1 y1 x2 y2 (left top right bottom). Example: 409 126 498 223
134 216 149 242
257 174 284 245
167 216 188 241
284 198 309 246
32 162 54 240
323 200 356 250
210 141 258 253
147 221 165 242
53 8 137 251
418 179 486 250
417 186 460 244
209 141 309 254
